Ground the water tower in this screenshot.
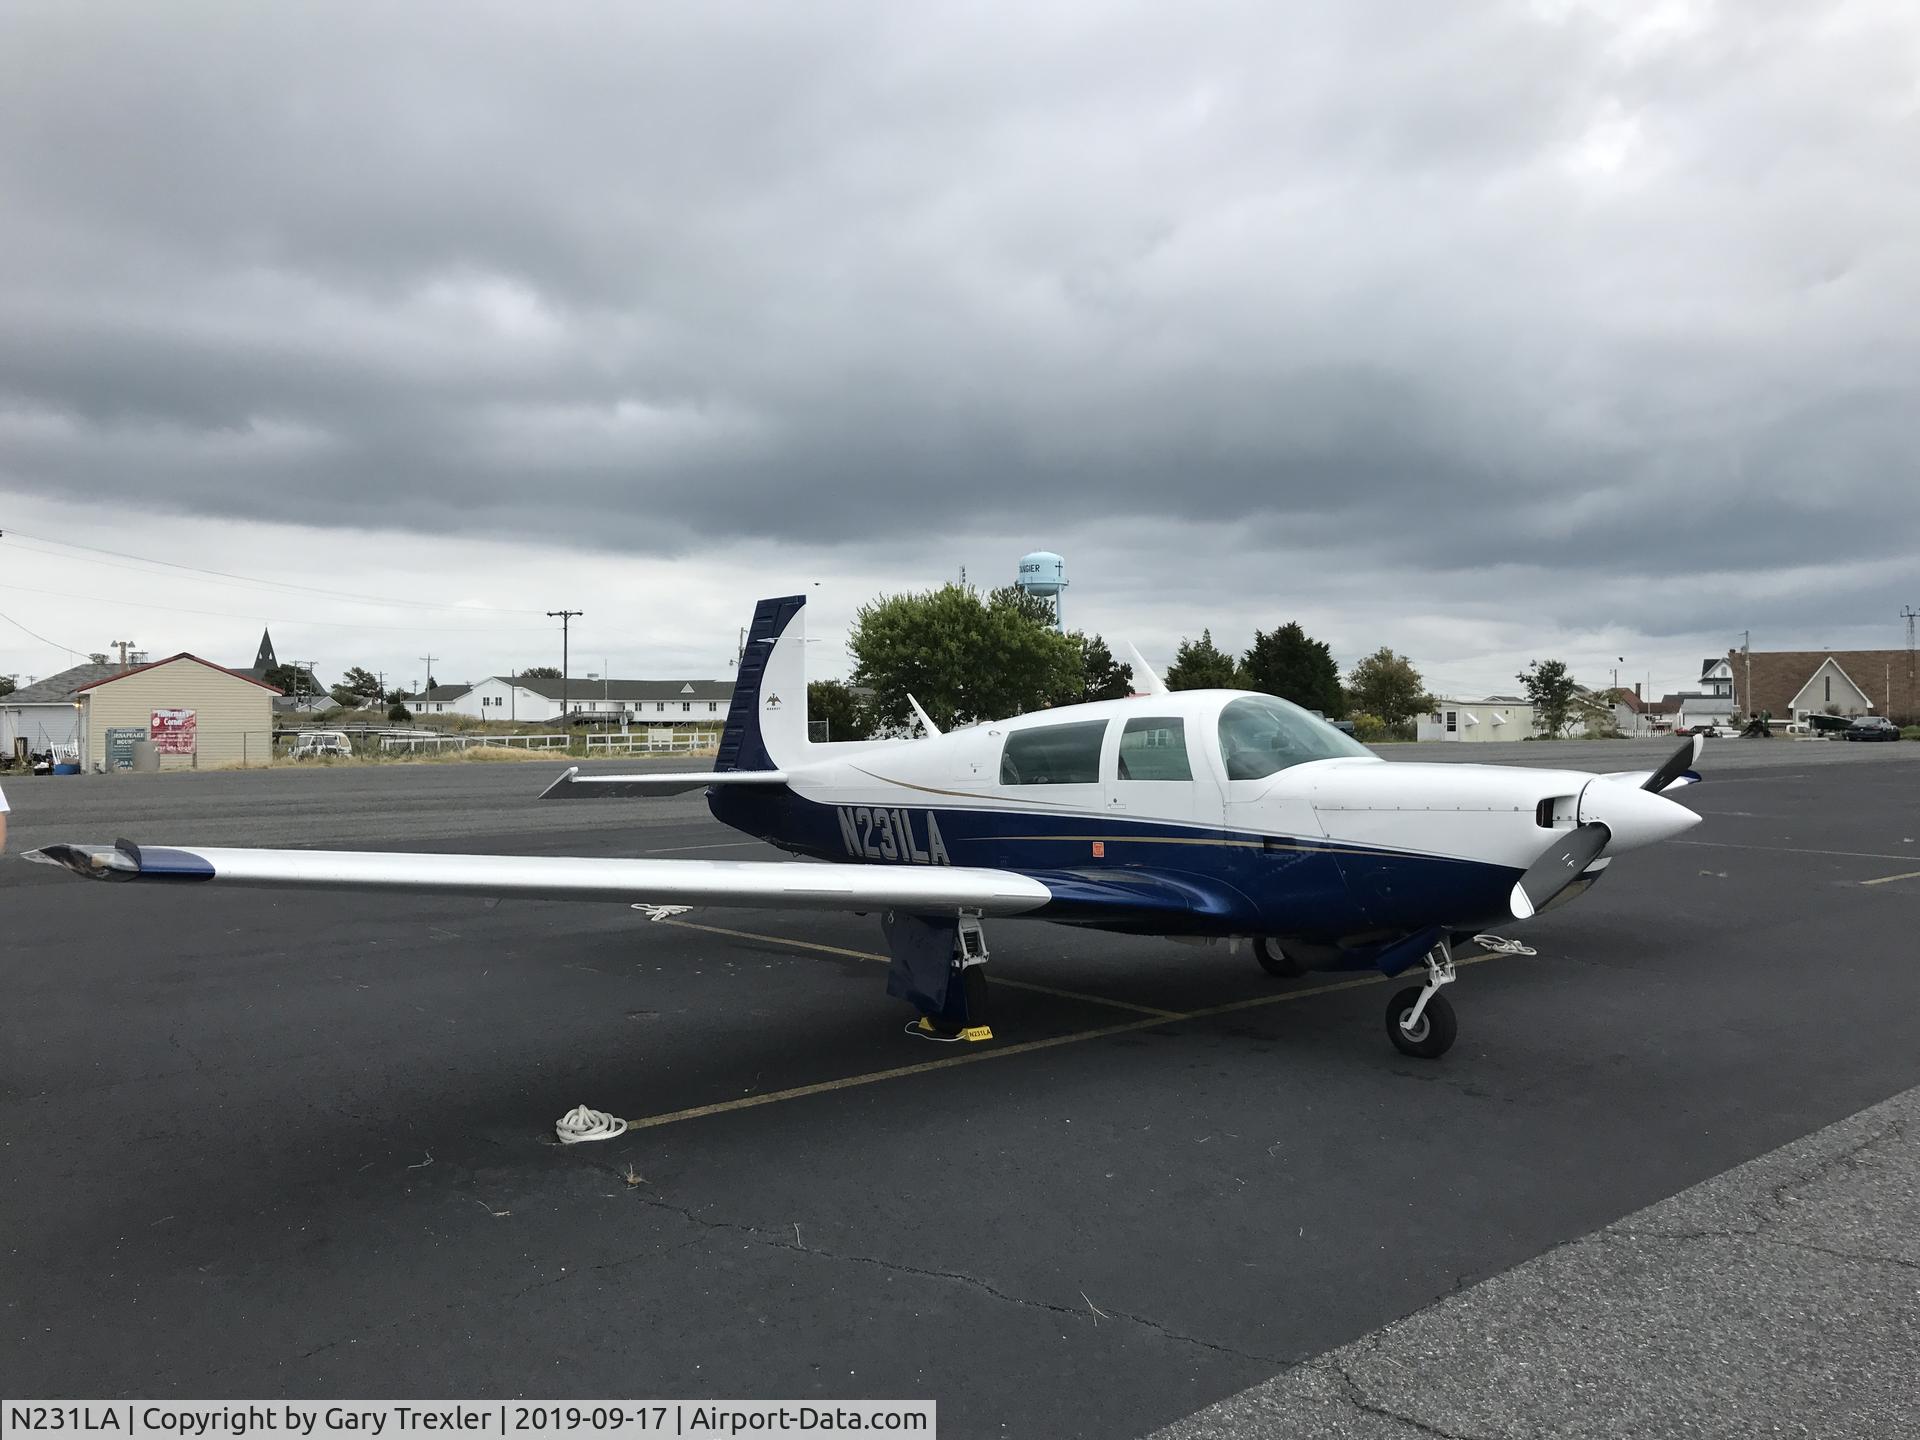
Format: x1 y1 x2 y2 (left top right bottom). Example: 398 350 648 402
1016 550 1068 631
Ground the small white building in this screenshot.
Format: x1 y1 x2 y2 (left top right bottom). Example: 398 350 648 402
1416 696 1540 742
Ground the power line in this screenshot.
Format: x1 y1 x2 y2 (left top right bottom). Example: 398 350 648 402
0 579 552 635
0 528 548 616
0 605 84 660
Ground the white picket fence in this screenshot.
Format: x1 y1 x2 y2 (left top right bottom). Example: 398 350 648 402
379 732 570 753
585 731 720 756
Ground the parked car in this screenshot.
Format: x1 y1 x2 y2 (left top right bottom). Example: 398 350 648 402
1843 716 1900 742
1807 713 1854 737
289 730 353 759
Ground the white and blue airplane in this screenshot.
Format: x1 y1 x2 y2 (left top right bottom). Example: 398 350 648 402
26 595 1703 1059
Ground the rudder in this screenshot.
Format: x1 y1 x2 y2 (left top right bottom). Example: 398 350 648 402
715 595 808 772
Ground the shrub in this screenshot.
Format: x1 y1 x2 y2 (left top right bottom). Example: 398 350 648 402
1902 726 1920 741
1348 711 1391 742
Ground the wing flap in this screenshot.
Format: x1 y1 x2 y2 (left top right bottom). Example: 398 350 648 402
23 841 1051 915
539 765 788 799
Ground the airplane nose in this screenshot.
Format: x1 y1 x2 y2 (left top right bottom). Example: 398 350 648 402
1577 779 1702 851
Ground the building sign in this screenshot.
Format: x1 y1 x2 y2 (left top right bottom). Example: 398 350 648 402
151 708 197 755
106 726 147 771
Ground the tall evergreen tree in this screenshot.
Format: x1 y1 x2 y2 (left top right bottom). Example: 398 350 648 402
1242 623 1344 716
1071 633 1134 704
1164 630 1241 690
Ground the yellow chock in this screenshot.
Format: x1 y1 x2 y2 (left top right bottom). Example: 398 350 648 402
959 1025 994 1043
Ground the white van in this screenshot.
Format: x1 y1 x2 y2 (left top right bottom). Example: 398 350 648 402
289 731 352 759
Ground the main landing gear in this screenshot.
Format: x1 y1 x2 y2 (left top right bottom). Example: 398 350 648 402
1385 942 1458 1060
1253 936 1310 979
883 909 994 1044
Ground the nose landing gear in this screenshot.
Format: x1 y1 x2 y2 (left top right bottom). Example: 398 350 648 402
1385 943 1458 1059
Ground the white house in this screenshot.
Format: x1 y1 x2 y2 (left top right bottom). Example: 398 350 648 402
1 660 120 757
423 676 736 725
404 683 473 716
1416 696 1539 742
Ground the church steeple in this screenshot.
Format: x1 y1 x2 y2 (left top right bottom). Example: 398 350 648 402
253 628 277 675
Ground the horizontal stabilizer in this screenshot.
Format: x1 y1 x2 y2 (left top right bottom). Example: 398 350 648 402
23 840 1052 915
539 765 788 799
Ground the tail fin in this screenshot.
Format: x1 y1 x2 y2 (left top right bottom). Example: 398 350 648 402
715 595 809 772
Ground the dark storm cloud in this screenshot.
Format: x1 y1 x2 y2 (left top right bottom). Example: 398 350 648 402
2 0 1915 646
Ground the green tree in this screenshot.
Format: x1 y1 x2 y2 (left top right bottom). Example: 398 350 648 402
850 583 1083 731
1516 659 1580 736
334 664 385 710
518 666 562 680
1243 623 1344 716
808 679 875 742
1345 648 1435 730
988 585 1058 628
263 662 320 703
0 674 15 698
1070 633 1134 704
386 699 413 724
1164 630 1241 690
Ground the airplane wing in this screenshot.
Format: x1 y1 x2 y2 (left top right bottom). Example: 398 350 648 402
21 839 1050 915
539 766 786 799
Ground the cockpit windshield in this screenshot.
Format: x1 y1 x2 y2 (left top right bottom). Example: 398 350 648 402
1217 695 1372 779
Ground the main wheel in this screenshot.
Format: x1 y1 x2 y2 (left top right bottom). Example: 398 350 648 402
1385 987 1456 1059
1254 936 1309 978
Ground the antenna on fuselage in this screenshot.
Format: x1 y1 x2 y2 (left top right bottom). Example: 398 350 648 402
906 693 943 737
1123 641 1169 696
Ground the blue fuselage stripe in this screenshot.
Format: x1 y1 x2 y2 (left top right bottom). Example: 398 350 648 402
707 788 1521 939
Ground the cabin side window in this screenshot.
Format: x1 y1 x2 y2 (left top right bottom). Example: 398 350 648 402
1000 719 1108 785
1116 717 1192 781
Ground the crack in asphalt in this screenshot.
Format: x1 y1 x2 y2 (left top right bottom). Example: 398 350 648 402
1321 1358 1499 1440
620 1183 1281 1364
287 1233 711 1367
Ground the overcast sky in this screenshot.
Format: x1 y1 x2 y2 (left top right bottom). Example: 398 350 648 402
2 0 1915 700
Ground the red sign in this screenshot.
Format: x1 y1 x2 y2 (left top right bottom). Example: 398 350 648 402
151 708 197 755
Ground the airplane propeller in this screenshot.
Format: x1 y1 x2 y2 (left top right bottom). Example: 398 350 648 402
1509 821 1610 920
1510 735 1704 919
1641 732 1705 794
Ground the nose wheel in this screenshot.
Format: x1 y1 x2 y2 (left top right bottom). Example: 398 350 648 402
1386 946 1458 1059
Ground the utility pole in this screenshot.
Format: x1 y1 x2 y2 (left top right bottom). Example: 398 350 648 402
1741 630 1752 720
546 610 583 722
1903 607 1917 680
419 653 436 693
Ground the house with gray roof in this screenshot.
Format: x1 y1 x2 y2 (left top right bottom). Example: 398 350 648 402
2 661 126 756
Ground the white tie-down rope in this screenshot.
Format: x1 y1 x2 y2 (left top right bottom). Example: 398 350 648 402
1472 933 1539 956
555 1105 628 1144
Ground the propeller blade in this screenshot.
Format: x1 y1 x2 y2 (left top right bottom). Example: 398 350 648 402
1643 733 1704 794
1510 821 1611 919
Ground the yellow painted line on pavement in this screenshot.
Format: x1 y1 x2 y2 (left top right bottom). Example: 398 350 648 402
1860 869 1920 887
663 917 1182 1017
616 941 1506 1135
